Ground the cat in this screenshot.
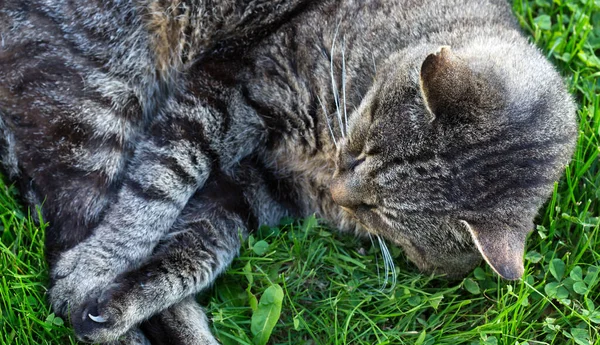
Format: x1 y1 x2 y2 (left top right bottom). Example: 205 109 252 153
0 0 577 344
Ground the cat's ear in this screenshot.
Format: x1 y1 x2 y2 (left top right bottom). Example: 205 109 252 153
419 46 500 121
460 219 531 280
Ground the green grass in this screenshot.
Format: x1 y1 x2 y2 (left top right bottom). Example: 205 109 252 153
1 0 599 344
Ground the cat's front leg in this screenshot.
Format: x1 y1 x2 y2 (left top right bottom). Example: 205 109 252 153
69 174 247 343
141 296 219 345
48 128 213 331
105 328 151 345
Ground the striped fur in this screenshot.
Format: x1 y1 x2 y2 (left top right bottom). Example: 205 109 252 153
0 0 577 343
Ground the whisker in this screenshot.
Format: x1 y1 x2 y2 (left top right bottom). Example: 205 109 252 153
377 235 397 291
381 238 397 290
377 235 389 291
317 95 338 148
368 233 382 287
330 22 345 138
386 246 397 290
341 36 348 136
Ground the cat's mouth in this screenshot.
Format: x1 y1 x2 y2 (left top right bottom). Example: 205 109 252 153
330 178 376 212
338 203 381 237
340 206 353 214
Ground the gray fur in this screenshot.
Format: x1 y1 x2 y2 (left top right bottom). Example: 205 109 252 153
107 328 152 345
0 0 577 343
140 296 219 345
0 114 19 178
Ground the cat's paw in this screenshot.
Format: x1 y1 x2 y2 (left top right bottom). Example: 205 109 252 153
72 282 222 344
71 283 133 343
142 295 221 345
48 248 114 316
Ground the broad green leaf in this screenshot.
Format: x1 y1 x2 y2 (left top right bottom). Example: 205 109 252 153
464 278 480 295
534 15 552 30
525 251 543 263
590 311 600 324
550 258 565 281
545 282 559 297
556 286 569 300
248 290 258 312
578 51 600 68
243 262 253 285
293 314 302 331
573 281 588 295
570 266 583 281
407 295 421 307
537 225 548 239
584 266 599 286
483 335 498 345
428 295 443 310
45 313 55 324
415 330 427 345
251 284 284 345
52 317 64 326
569 328 591 345
585 298 595 312
252 240 269 256
563 277 575 290
473 267 487 280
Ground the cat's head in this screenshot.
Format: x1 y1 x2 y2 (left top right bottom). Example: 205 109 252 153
331 44 577 280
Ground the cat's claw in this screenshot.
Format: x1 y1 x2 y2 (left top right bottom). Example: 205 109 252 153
71 283 133 343
89 314 108 323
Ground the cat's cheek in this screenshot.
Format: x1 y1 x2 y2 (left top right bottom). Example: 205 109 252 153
391 237 432 272
399 240 481 279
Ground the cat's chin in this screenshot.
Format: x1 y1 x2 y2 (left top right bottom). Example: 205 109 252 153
391 236 482 281
426 260 483 281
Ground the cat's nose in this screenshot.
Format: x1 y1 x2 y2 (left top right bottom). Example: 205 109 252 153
330 178 346 206
330 177 362 208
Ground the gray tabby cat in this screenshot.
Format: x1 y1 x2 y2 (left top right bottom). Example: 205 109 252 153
0 0 577 343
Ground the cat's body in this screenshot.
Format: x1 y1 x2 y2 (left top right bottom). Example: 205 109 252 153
0 0 577 343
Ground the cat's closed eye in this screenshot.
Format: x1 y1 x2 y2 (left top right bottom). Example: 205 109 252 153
347 156 365 171
330 43 576 281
